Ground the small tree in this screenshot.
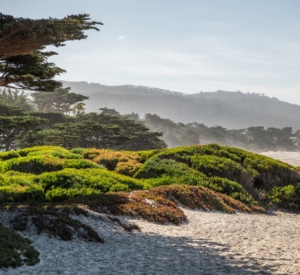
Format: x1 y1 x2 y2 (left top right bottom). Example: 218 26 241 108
0 101 47 150
0 88 34 111
32 88 88 114
72 103 86 116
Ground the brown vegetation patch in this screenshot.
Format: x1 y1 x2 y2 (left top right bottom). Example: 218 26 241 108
82 149 143 176
67 184 257 225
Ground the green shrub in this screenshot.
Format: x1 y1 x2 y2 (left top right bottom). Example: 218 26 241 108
70 148 85 154
134 157 206 180
45 187 102 202
134 157 257 206
135 149 166 163
62 159 99 169
18 146 69 157
38 168 148 195
0 156 65 174
190 154 248 181
110 183 130 192
0 155 97 174
0 184 44 202
28 150 83 160
0 151 20 161
268 183 300 210
78 148 143 176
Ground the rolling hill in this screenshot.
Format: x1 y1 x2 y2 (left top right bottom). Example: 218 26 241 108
62 81 300 130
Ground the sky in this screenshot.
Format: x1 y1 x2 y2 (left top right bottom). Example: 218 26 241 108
2 0 300 104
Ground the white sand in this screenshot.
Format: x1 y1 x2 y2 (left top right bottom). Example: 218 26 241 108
0 208 299 275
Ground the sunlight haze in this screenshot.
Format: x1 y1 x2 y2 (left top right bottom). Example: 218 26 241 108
2 0 300 104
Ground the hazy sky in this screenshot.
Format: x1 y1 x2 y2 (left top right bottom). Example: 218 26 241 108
2 0 300 104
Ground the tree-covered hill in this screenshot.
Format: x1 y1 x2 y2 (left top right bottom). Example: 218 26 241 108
62 81 300 130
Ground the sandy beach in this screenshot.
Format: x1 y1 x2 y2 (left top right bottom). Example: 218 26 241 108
0 207 299 275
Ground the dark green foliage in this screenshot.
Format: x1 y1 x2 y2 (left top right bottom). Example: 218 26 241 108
134 157 207 181
0 112 48 151
19 111 167 151
134 144 300 206
31 88 89 113
76 112 167 150
223 146 300 191
0 51 66 92
0 100 24 116
134 156 256 206
0 89 33 111
0 13 102 59
28 112 71 130
0 223 39 268
0 13 102 91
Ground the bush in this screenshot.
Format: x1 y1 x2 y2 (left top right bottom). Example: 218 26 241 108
0 172 44 202
0 155 98 174
134 157 207 180
62 159 98 169
0 151 20 161
78 148 143 176
109 183 130 192
38 168 148 196
18 146 69 157
0 156 65 174
190 154 248 181
28 150 83 160
135 149 166 163
268 183 300 211
0 184 44 202
45 187 102 202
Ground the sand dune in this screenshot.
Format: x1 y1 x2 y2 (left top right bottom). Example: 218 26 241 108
0 208 299 275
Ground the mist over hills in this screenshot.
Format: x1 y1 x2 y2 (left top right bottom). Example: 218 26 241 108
62 81 300 130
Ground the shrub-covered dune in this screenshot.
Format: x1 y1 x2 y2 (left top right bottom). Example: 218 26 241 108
1 145 300 211
1 144 300 269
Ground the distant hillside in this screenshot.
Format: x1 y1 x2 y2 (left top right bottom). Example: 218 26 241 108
62 81 300 129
